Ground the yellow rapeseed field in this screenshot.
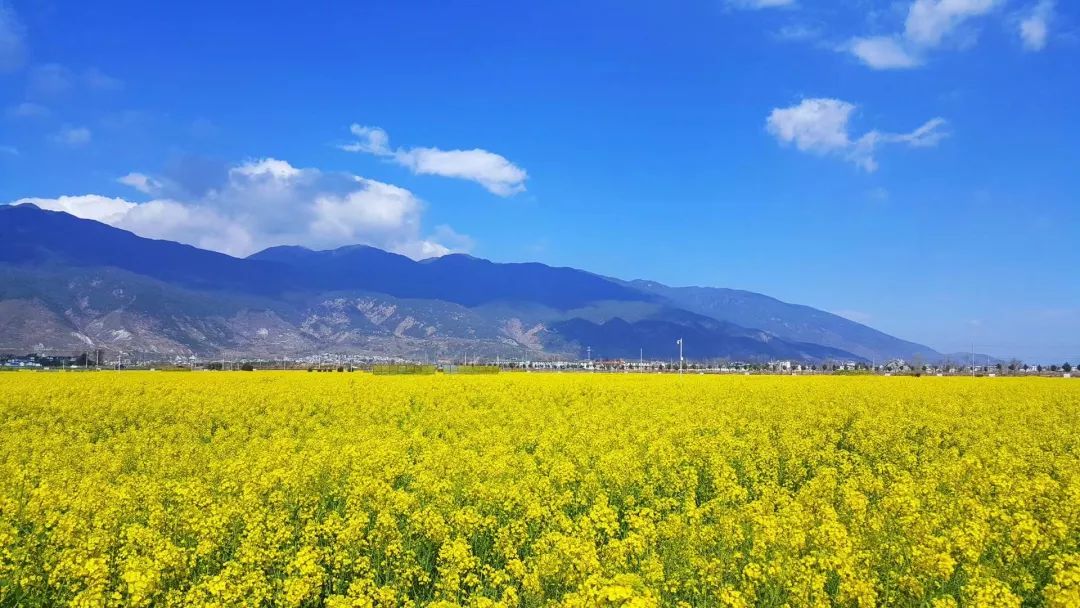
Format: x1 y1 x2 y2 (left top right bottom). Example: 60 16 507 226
1 372 1078 607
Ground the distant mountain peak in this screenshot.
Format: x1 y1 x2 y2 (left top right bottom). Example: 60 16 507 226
0 204 940 361
630 280 940 362
253 244 314 255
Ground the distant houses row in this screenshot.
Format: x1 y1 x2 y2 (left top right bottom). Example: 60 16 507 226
1 351 1073 376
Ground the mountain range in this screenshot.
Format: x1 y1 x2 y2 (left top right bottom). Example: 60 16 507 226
0 204 945 362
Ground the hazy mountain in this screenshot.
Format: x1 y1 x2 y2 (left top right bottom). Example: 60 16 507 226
552 317 860 362
0 204 946 362
628 280 941 362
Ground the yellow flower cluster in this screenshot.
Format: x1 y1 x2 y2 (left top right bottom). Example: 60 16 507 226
0 373 1078 607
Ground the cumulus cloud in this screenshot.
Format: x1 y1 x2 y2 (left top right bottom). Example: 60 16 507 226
846 0 1003 69
766 98 948 171
1019 1 1054 51
15 158 471 259
849 36 922 69
341 124 528 197
52 126 92 147
767 99 856 155
422 225 476 259
16 194 136 223
117 172 163 194
905 0 999 47
0 1 26 73
342 125 391 155
395 147 528 197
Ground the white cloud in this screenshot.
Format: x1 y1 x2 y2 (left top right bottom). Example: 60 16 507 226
849 36 923 69
767 98 855 154
905 0 999 47
426 225 475 257
13 158 472 259
884 117 950 147
341 124 528 197
767 98 947 172
230 157 302 180
0 144 18 156
846 0 1003 69
341 125 391 155
112 200 253 257
0 1 26 73
309 180 422 244
1019 0 1054 51
396 240 453 260
52 126 92 147
16 194 135 223
395 147 528 197
848 118 948 171
117 172 163 195
727 0 796 8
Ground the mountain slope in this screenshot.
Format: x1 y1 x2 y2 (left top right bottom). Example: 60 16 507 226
551 316 860 362
0 204 938 362
249 245 653 309
629 280 941 362
0 262 314 356
0 203 292 294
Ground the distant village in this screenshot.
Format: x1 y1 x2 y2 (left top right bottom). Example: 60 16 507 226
1 349 1073 377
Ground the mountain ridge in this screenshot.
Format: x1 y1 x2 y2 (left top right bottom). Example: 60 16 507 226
0 204 941 362
626 279 942 362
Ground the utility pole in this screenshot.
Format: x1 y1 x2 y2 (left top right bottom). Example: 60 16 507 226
677 338 684 375
640 348 643 371
587 346 591 369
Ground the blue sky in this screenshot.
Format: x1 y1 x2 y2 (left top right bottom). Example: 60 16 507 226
1 0 1077 362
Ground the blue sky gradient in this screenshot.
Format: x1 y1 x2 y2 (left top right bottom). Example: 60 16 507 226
1 1 1077 362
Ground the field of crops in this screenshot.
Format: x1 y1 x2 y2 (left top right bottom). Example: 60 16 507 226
1 373 1078 607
